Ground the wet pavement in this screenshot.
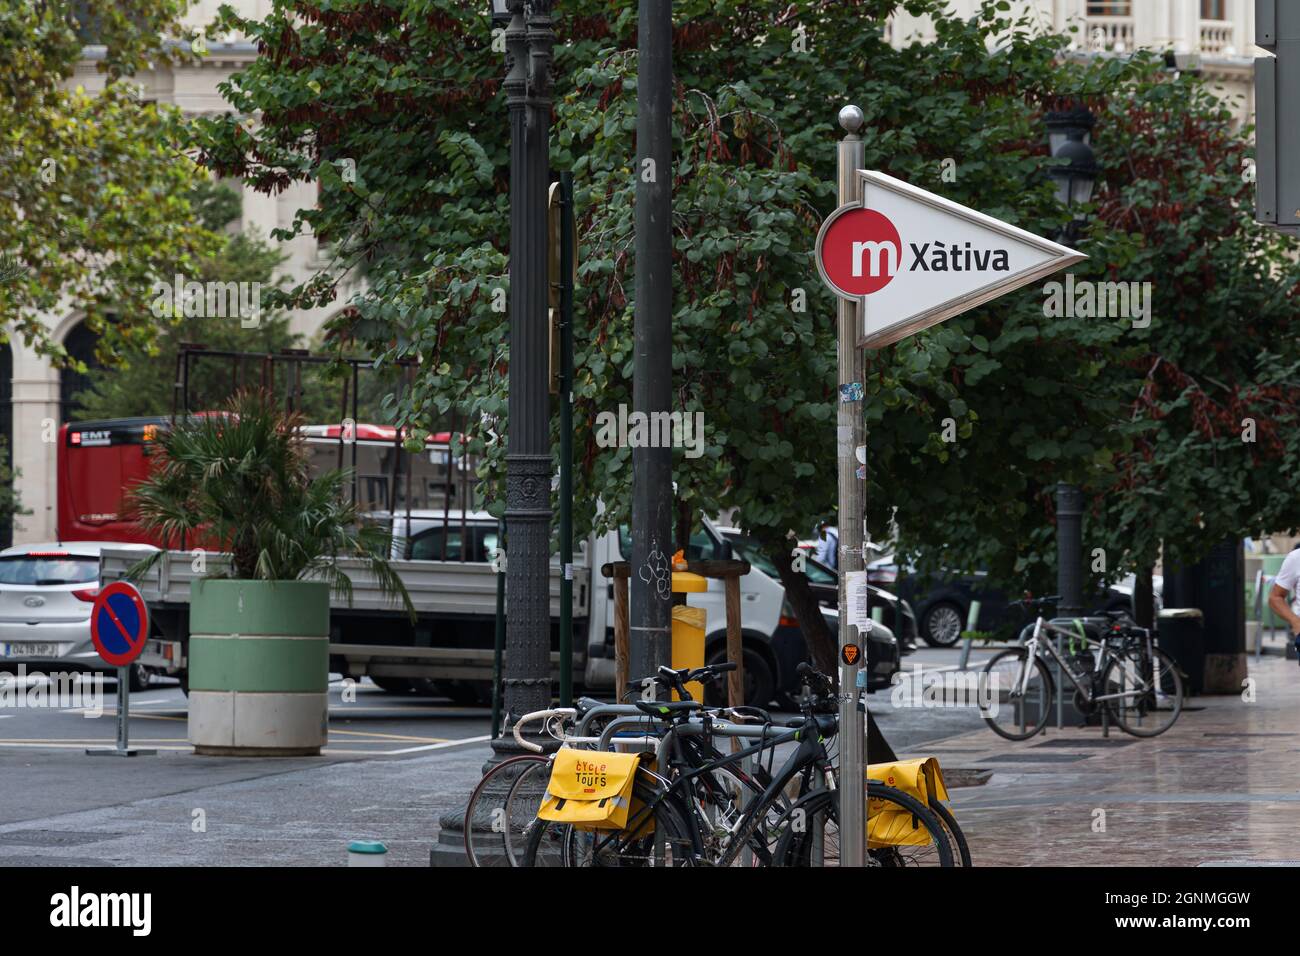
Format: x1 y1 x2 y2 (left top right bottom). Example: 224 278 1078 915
917 648 1300 866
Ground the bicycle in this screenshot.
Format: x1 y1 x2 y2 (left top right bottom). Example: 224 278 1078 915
465 663 761 866
979 595 1184 741
523 663 956 867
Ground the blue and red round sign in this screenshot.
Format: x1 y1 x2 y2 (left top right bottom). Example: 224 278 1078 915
90 581 150 667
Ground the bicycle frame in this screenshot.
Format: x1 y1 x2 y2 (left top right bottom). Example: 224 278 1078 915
587 716 834 866
1020 616 1157 708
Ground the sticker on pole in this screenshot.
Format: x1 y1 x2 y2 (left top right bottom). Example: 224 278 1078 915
840 643 863 666
90 581 150 667
815 170 1085 349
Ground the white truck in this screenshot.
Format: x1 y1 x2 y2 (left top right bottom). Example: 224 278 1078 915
98 512 865 706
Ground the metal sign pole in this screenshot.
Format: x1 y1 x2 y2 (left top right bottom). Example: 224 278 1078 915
86 669 155 757
836 105 867 868
117 667 128 751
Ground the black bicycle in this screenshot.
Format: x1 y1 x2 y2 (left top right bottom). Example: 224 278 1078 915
523 664 955 867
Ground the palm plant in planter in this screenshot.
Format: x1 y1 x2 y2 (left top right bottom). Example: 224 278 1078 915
129 389 413 756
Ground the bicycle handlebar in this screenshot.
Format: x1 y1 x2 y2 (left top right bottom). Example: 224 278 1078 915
511 707 576 753
636 662 739 700
796 661 834 693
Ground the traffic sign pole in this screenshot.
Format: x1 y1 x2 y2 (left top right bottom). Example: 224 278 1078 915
835 105 867 868
86 582 155 757
816 106 1084 867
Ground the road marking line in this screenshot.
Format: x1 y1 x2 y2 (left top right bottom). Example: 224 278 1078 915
326 706 487 714
93 712 187 721
0 741 190 750
382 734 492 755
329 728 451 743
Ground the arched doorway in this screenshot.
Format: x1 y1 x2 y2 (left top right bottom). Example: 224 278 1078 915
59 321 103 423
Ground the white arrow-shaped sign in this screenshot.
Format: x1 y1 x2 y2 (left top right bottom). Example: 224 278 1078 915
816 170 1085 349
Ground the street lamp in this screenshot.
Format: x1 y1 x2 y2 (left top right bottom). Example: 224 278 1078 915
1047 106 1098 246
1049 131 1098 210
495 0 555 727
1046 106 1098 636
430 0 555 866
1044 105 1094 155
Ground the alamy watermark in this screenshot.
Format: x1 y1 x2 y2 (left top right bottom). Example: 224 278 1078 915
0 666 104 717
594 405 706 459
1043 273 1152 329
888 662 999 716
151 273 262 328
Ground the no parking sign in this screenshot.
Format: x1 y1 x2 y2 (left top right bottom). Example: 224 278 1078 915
86 581 155 757
90 581 150 667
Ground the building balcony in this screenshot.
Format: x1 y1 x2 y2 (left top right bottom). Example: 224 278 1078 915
1198 20 1237 56
1084 15 1134 53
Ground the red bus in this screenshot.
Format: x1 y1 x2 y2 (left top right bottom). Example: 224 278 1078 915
56 417 465 546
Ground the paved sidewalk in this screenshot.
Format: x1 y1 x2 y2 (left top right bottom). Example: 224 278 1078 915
2 650 1294 866
916 653 1300 866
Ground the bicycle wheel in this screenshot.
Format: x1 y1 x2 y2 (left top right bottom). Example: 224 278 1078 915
463 753 550 867
501 756 556 866
687 751 791 866
773 785 955 867
980 647 1054 741
1100 646 1184 737
521 777 699 867
928 797 972 866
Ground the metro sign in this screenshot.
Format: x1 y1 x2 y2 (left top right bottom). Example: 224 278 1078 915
816 170 1085 348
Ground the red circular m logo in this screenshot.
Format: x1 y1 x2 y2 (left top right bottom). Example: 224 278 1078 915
817 207 902 298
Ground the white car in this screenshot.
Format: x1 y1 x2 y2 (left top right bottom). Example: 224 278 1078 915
0 541 159 690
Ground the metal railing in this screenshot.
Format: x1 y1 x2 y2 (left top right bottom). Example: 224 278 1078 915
1084 16 1135 52
1199 20 1236 55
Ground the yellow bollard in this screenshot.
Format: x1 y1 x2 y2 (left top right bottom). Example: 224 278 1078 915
671 570 708 701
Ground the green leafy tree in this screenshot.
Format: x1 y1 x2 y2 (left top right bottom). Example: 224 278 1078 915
1082 73 1300 619
71 228 296 420
0 438 28 543
0 1 216 365
191 0 1300 667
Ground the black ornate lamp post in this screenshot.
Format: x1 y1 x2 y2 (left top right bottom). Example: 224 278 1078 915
1046 106 1098 622
499 0 555 724
430 0 555 866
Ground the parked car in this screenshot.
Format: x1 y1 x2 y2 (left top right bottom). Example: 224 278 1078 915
0 542 159 690
867 553 1135 647
717 530 902 693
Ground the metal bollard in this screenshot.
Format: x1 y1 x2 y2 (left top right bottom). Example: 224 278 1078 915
347 840 388 867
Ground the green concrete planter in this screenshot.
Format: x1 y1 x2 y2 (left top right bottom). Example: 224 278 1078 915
188 579 330 756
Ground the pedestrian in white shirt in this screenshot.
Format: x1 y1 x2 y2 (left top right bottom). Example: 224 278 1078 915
813 520 838 571
1266 546 1300 663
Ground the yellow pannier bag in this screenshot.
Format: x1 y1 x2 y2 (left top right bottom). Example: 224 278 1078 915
866 757 950 848
538 749 646 832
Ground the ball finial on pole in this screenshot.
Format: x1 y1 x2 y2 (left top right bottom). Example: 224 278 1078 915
838 105 865 134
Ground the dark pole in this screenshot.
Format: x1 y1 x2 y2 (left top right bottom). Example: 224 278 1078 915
429 0 556 866
491 517 506 739
629 0 674 689
503 0 554 723
1056 482 1084 618
558 171 576 707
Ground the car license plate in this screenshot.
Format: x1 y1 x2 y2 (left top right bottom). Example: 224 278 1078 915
1 643 60 658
